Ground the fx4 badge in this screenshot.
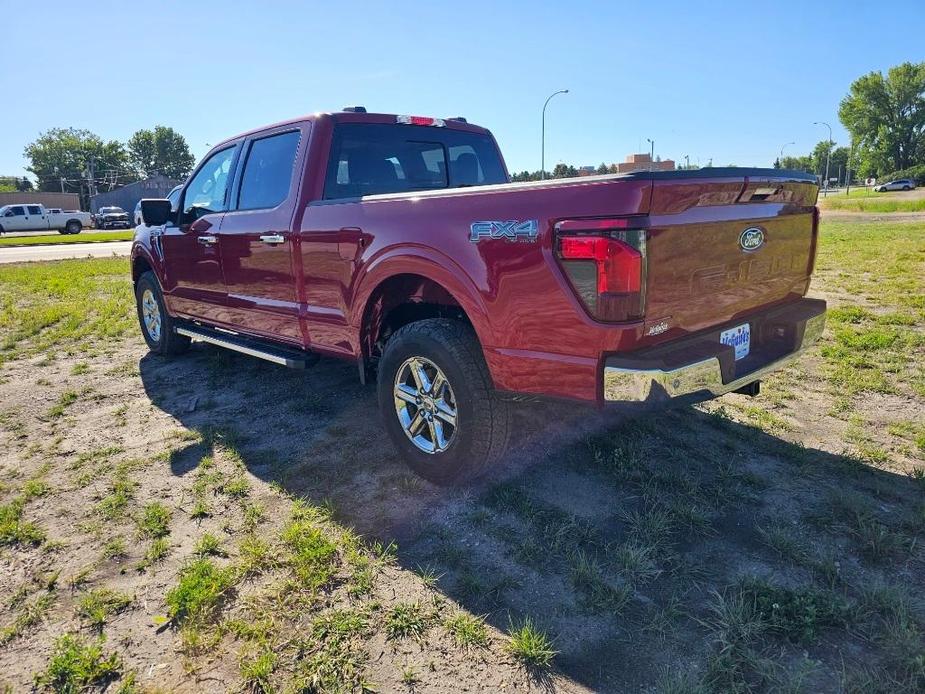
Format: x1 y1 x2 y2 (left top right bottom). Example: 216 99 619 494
469 219 539 243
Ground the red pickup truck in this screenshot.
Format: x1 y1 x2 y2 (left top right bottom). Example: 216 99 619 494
132 108 825 484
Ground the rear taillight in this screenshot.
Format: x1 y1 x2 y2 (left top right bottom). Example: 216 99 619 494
555 218 647 322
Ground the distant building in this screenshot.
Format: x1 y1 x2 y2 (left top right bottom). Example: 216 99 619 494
0 192 81 210
90 174 180 214
615 153 675 173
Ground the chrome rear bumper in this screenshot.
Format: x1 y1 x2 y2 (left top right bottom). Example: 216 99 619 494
603 299 825 404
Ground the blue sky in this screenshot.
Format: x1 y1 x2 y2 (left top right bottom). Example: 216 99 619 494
2 0 923 179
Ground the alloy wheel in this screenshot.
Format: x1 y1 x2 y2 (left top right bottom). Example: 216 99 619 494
393 356 458 454
141 288 161 342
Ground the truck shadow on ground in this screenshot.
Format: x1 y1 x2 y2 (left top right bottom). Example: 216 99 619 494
140 345 925 692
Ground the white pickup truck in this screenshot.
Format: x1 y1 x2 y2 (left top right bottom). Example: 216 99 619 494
0 203 93 235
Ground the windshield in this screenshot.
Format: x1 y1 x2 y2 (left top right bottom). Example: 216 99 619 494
324 123 508 199
101 207 125 214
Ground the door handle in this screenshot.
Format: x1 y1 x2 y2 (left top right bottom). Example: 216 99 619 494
259 234 285 245
197 235 217 246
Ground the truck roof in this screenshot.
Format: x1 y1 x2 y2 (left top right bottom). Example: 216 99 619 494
212 110 491 150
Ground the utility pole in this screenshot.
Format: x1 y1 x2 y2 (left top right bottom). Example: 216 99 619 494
541 89 569 180
813 121 832 197
59 177 66 193
684 154 690 170
646 138 654 171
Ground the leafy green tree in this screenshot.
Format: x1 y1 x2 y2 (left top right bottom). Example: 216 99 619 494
0 176 31 192
838 61 925 176
24 128 132 207
779 155 813 172
127 126 195 179
596 162 609 175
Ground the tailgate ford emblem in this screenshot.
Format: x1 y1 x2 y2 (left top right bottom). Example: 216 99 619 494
739 227 765 252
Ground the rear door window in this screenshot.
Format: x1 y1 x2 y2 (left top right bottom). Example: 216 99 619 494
27 205 43 215
324 123 506 199
236 130 301 210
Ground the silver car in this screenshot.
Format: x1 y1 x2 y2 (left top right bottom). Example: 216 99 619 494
874 178 916 192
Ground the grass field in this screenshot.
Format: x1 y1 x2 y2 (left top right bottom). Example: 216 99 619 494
0 231 135 247
819 187 925 213
0 216 923 692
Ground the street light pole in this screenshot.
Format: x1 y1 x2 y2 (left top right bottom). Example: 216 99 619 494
541 89 569 180
684 154 690 170
780 141 795 164
813 121 832 197
846 137 853 195
646 138 654 171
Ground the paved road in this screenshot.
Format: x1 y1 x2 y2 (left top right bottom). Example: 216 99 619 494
0 241 131 264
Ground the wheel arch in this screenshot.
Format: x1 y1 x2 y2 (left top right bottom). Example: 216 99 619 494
354 254 495 372
131 248 157 285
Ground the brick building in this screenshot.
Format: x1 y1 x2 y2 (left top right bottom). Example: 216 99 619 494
614 153 675 173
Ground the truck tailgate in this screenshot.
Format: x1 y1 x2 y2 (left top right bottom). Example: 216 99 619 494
643 175 818 335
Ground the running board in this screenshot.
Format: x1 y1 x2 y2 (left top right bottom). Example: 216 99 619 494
176 326 312 369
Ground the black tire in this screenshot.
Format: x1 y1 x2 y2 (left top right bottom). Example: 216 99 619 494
377 318 511 485
135 271 190 355
65 220 82 234
903 185 911 191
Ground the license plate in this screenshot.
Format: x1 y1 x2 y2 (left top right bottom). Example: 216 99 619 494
720 323 750 361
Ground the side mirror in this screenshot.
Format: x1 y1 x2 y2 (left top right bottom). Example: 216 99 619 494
140 199 173 226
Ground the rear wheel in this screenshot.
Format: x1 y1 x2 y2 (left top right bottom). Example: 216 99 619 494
377 318 510 485
903 185 911 191
135 271 190 355
65 220 81 234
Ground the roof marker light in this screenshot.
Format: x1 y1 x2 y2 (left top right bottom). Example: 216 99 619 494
397 115 446 127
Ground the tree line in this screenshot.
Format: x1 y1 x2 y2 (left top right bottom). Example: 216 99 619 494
13 126 196 208
776 61 925 184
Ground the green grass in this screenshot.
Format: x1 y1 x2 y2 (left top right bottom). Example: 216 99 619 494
194 533 226 557
444 612 490 649
47 389 79 418
0 497 45 546
165 558 237 624
820 195 925 213
280 509 337 590
33 633 123 692
384 602 433 641
0 592 56 645
0 257 134 366
0 230 134 247
506 617 557 668
76 588 132 628
136 502 171 539
815 219 925 398
239 647 276 692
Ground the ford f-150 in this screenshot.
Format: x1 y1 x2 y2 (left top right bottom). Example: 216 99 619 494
132 108 826 484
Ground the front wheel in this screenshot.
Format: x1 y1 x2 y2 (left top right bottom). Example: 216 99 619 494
377 318 510 485
135 271 190 355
